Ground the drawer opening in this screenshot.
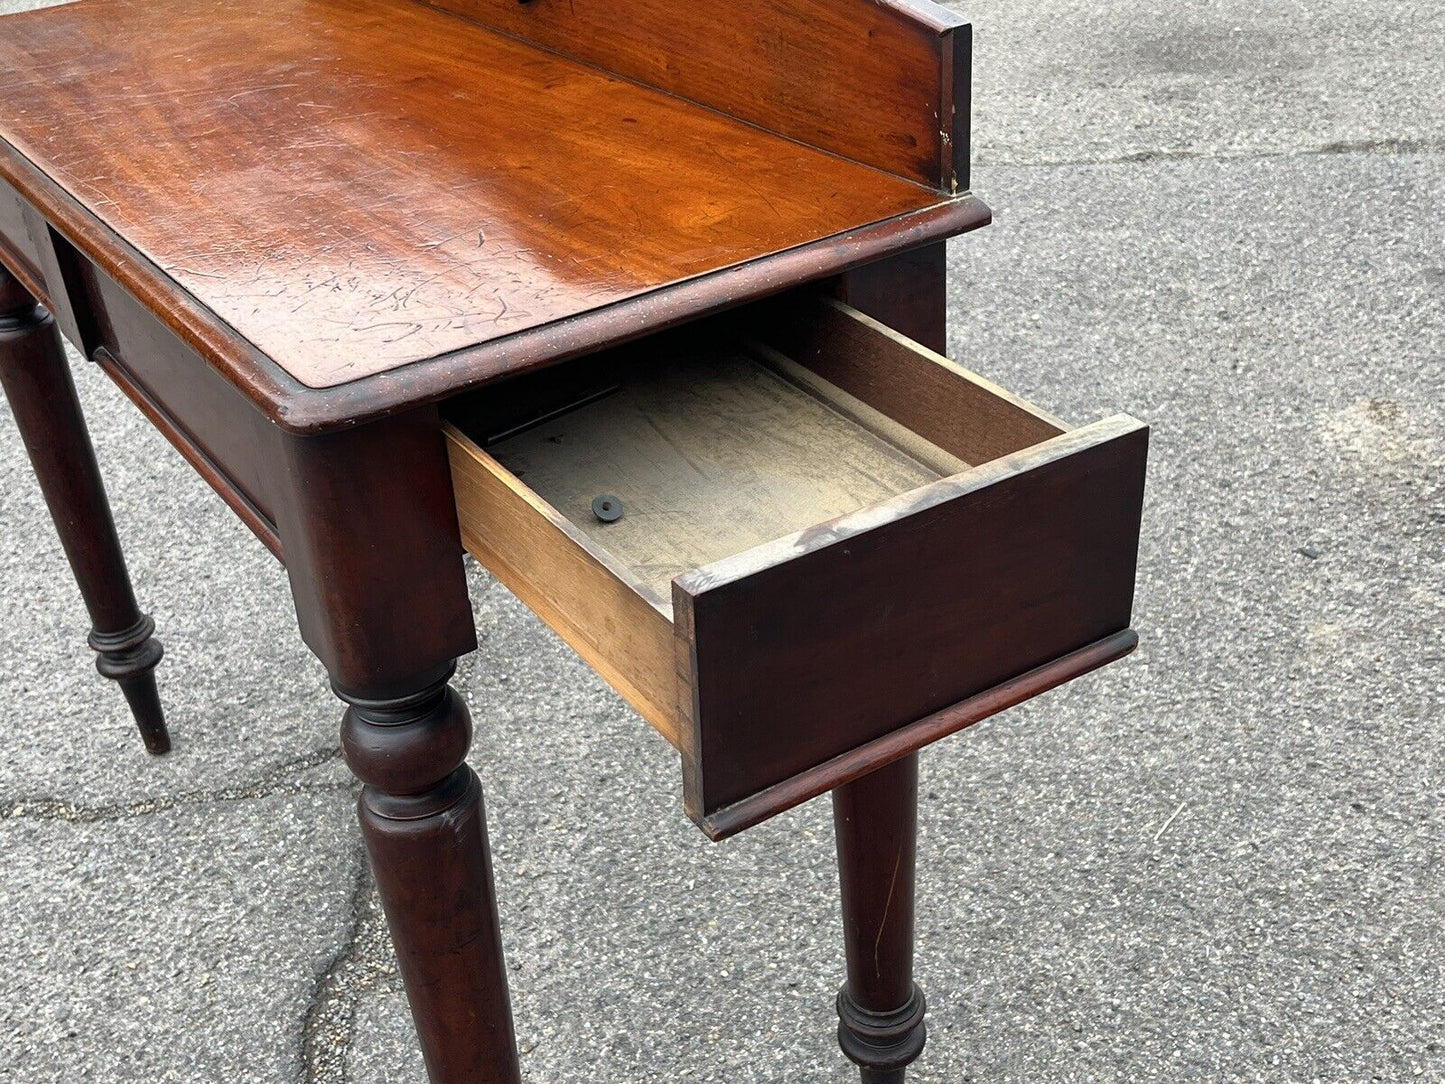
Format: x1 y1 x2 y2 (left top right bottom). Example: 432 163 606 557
481 343 962 611
446 297 1069 616
444 296 1146 837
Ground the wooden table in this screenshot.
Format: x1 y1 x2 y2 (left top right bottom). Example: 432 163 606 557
0 0 1148 1079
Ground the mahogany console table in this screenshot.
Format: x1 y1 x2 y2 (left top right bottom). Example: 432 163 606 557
0 0 1147 1078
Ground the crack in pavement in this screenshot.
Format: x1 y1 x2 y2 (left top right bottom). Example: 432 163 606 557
979 136 1445 169
0 746 350 823
300 852 399 1084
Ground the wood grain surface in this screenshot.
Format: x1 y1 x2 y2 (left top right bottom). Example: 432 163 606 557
487 346 944 601
757 297 1069 464
0 0 954 391
422 0 970 190
0 265 171 755
444 303 1147 834
444 420 683 746
0 178 38 297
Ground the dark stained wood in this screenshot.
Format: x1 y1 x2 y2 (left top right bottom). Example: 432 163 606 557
1 197 285 553
446 444 1141 841
828 266 926 1084
339 665 521 1084
697 629 1137 840
421 0 971 190
258 373 513 1079
948 22 974 197
0 133 987 433
52 235 284 541
92 347 285 560
834 755 926 1083
0 265 169 753
22 208 93 357
0 142 306 423
269 409 477 691
0 4 1151 1080
758 296 1068 465
0 264 29 315
0 175 45 302
0 0 971 394
834 244 949 355
675 415 1149 820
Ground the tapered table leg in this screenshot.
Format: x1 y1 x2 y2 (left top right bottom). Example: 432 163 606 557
829 250 941 1081
271 395 510 1082
833 754 926 1084
339 663 522 1084
0 268 168 753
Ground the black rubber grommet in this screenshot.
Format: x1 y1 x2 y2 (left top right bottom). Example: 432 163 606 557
592 494 624 522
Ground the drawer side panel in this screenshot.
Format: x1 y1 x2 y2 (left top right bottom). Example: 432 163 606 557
444 427 682 749
755 296 1067 464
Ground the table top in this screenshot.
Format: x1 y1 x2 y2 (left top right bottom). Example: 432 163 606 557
0 0 987 429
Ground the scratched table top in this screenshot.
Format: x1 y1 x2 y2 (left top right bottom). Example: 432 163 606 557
0 0 952 389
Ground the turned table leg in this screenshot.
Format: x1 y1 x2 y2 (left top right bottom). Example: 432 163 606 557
0 268 168 753
271 407 517 1083
337 663 521 1084
833 754 926 1084
824 249 943 1082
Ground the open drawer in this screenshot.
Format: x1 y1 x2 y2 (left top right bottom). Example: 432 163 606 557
443 297 1147 839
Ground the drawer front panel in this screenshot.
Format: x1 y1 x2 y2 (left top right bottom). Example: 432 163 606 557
676 416 1148 819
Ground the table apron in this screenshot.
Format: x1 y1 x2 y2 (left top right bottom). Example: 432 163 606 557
1 189 285 558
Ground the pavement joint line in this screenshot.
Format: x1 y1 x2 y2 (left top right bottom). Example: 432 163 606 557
978 137 1445 170
0 745 349 823
300 854 398 1084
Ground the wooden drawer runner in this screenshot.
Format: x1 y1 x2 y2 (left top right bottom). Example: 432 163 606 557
445 297 1148 838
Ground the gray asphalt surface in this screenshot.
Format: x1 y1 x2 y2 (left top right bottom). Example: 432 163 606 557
1 0 1442 1081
